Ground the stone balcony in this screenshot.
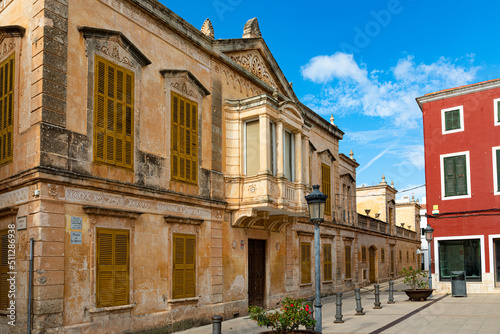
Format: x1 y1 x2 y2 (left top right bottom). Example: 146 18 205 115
225 174 309 231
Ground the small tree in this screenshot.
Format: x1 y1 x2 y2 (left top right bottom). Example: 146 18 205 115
400 266 429 290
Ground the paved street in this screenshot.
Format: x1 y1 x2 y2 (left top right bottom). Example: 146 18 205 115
176 280 500 334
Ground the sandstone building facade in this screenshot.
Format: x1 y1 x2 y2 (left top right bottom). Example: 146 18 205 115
0 0 420 332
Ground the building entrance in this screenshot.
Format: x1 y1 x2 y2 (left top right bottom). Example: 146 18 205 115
248 239 266 307
495 239 500 288
369 246 376 283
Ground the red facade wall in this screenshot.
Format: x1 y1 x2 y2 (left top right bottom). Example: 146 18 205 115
422 86 500 273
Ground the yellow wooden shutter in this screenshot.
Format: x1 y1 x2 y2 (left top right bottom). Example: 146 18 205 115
97 229 129 307
361 246 366 262
171 92 198 184
94 56 134 169
301 242 311 284
173 234 196 299
381 248 385 263
0 53 14 166
345 245 351 278
0 230 8 310
323 244 332 281
321 164 331 215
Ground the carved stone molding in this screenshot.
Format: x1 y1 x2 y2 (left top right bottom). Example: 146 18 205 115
242 18 261 39
96 45 136 68
220 64 263 97
78 26 151 66
320 233 335 239
83 206 144 219
229 51 277 88
161 69 210 98
297 230 314 237
0 187 29 210
200 19 214 39
164 215 204 225
0 207 19 218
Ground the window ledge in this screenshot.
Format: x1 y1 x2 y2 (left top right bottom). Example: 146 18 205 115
0 310 9 316
87 302 136 314
168 297 199 304
299 283 312 287
344 278 353 281
322 280 333 284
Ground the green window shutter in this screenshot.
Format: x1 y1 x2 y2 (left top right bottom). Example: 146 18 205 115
0 53 14 166
173 234 196 299
321 164 331 215
445 109 461 131
444 156 457 197
455 155 467 195
0 230 8 310
497 101 500 122
94 56 134 170
496 150 500 192
97 229 129 307
171 93 198 184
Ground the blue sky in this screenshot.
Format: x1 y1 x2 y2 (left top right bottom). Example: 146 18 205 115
160 0 497 201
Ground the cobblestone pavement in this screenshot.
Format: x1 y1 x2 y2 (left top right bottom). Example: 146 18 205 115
176 280 500 334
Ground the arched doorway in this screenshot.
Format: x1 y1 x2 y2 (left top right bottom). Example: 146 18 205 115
369 246 377 283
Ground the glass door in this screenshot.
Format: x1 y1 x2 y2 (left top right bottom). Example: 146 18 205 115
495 239 500 288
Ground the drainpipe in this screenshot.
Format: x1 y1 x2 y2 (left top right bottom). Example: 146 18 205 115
28 238 34 334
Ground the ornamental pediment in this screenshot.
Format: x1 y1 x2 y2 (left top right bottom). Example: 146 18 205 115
225 50 282 92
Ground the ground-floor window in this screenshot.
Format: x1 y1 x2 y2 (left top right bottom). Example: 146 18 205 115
438 239 481 281
1 230 9 310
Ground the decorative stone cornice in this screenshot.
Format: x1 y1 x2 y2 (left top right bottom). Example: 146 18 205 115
78 26 151 66
229 50 277 88
164 215 204 225
242 18 261 38
320 233 335 239
160 69 211 97
0 207 19 218
0 25 26 38
200 19 214 39
83 206 143 219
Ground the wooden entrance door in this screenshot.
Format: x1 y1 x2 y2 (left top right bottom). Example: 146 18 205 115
248 239 266 307
369 246 376 283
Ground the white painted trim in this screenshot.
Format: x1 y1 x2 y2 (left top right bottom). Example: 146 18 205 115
440 151 471 200
494 98 500 126
488 235 500 280
494 146 500 196
434 235 486 281
441 105 464 134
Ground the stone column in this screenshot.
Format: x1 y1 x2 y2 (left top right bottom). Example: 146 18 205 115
303 136 310 185
259 115 270 175
294 132 302 183
276 121 284 178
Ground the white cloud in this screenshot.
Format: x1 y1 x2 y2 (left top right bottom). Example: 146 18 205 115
301 53 368 84
396 145 425 170
301 53 479 128
357 143 396 175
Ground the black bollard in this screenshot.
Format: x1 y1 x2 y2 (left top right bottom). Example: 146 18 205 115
354 288 365 315
305 297 315 330
373 284 382 309
334 292 344 323
388 281 395 304
212 315 223 334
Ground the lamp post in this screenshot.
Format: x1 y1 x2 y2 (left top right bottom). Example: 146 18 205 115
424 224 434 290
305 185 327 333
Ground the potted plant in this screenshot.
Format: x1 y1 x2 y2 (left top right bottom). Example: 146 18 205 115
400 266 434 301
248 297 319 334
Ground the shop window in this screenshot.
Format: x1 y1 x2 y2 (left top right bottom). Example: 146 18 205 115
439 239 481 281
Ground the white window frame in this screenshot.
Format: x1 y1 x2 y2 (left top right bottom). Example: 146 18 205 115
440 151 471 200
441 105 464 134
493 146 500 195
494 98 500 126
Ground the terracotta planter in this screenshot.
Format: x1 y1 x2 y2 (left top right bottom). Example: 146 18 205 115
258 330 320 334
403 289 434 301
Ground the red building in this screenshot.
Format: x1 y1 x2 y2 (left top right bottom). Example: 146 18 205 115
417 79 500 293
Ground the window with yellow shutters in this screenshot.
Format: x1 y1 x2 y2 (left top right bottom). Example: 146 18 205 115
96 228 129 307
173 234 196 299
323 244 332 281
0 53 14 166
300 242 311 284
0 230 9 310
345 245 351 279
94 56 134 169
321 164 331 215
171 92 198 184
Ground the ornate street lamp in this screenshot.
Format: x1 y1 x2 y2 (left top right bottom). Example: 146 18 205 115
305 185 327 333
424 224 434 290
